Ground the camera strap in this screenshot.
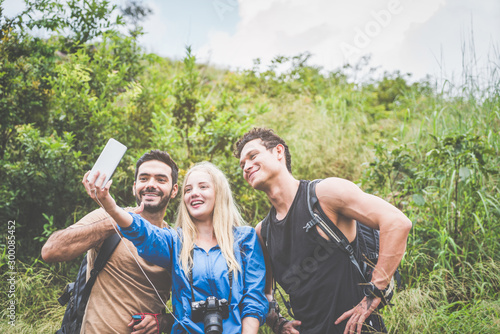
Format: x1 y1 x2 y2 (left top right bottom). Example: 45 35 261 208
189 250 233 305
272 279 296 319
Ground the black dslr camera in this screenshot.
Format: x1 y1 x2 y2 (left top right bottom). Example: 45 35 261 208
191 296 230 334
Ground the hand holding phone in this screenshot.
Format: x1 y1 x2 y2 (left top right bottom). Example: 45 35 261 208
87 138 127 188
132 314 143 326
130 314 144 332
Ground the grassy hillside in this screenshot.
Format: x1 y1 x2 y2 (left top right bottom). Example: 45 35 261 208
1 2 499 332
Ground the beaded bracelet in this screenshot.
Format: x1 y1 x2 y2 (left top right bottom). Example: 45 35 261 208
133 313 160 334
278 318 290 333
271 316 281 333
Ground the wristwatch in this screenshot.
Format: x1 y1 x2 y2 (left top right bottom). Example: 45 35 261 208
363 282 388 299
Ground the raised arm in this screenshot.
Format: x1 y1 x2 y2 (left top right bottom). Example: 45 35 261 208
41 209 115 262
84 170 134 229
316 178 412 333
86 170 174 268
41 170 126 263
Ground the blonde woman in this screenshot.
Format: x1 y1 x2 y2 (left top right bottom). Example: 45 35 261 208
86 162 268 333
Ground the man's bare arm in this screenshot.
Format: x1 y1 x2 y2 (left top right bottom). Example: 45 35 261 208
41 209 116 263
317 178 411 334
316 177 412 287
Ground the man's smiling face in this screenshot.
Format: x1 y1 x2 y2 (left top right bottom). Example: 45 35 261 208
239 139 283 190
133 160 177 213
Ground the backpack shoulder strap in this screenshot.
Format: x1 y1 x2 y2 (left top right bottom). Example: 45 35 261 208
77 233 121 319
93 233 121 272
305 179 367 282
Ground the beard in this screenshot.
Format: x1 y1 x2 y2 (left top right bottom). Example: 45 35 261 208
135 189 170 213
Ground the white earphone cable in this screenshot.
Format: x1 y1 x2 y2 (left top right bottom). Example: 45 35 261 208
93 190 182 326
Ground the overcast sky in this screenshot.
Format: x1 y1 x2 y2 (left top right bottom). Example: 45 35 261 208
3 0 499 82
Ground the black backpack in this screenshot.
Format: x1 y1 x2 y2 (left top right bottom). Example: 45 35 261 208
56 234 121 334
261 179 401 313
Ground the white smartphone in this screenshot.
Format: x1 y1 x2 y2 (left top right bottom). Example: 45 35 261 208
87 138 127 187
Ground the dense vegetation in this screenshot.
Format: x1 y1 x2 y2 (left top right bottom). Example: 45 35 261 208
1 1 499 333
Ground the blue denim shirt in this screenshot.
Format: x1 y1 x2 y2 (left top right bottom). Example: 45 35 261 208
120 213 268 333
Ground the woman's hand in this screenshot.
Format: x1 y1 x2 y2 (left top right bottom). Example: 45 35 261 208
82 170 133 228
83 170 118 214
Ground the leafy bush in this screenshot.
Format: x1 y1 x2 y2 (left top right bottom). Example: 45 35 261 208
0 1 499 333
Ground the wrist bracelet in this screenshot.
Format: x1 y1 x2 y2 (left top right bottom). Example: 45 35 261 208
271 316 280 333
134 313 160 334
273 316 286 333
278 319 289 333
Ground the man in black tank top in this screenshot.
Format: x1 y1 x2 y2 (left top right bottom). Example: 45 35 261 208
234 128 412 334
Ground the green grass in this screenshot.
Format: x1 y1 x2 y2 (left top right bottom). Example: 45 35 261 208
0 262 66 333
1 25 498 333
383 259 500 333
3 259 498 333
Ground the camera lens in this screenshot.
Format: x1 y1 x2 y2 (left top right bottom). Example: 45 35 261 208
204 311 223 334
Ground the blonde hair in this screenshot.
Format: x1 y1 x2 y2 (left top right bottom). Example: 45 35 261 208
175 162 244 275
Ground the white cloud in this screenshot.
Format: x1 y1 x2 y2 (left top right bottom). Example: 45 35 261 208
4 0 497 81
196 0 498 80
139 2 172 55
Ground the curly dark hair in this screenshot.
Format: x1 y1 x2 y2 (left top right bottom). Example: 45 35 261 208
135 150 179 185
233 127 292 173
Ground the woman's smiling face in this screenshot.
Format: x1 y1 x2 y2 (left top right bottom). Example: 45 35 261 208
183 171 216 224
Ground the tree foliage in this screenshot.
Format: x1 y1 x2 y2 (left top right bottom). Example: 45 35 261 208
19 0 122 48
0 1 499 332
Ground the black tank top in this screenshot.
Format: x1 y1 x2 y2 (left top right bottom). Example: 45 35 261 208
266 180 367 333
